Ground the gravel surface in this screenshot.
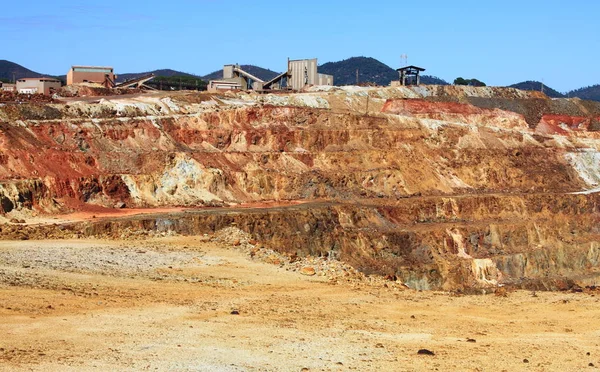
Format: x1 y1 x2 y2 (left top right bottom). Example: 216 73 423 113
0 241 207 278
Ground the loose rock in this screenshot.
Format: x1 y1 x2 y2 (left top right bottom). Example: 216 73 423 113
300 267 316 276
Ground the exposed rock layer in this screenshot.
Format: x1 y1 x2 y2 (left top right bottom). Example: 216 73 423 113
1 85 600 290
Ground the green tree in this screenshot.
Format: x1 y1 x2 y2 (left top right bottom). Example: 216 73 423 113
454 77 468 85
454 77 486 87
469 79 486 87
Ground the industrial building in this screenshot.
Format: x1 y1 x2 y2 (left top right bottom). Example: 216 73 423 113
209 58 333 92
0 82 15 92
67 66 116 88
276 58 333 91
207 79 242 92
15 77 61 95
220 64 265 91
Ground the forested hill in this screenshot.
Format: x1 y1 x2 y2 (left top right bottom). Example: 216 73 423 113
318 56 449 86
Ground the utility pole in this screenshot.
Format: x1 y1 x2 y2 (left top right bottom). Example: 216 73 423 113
356 69 359 85
541 79 545 94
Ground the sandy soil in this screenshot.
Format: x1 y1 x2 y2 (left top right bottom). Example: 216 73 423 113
0 201 311 227
0 237 599 371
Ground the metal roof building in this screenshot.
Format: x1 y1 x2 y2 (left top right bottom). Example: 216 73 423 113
67 65 116 88
16 77 61 95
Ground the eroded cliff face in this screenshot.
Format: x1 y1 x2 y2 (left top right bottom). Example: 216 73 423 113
1 85 600 291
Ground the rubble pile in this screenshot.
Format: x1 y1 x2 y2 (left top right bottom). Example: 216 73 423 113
0 91 56 103
213 227 407 289
57 84 144 97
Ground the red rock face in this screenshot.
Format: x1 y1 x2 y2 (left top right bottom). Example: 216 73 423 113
382 99 487 115
535 114 600 134
1 87 600 290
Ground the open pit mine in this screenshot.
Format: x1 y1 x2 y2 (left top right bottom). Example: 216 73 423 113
2 85 600 370
1 85 600 292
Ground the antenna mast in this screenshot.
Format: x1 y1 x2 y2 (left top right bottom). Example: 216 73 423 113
400 54 408 67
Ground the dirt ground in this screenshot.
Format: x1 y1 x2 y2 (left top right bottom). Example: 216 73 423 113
0 237 599 371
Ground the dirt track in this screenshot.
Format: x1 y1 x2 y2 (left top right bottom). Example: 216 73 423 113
1 237 598 371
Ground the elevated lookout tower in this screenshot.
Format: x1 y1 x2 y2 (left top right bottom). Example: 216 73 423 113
396 65 425 86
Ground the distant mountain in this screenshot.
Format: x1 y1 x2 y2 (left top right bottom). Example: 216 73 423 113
509 81 565 98
318 56 449 86
201 65 280 82
117 69 198 83
567 85 600 102
507 81 600 102
0 60 45 82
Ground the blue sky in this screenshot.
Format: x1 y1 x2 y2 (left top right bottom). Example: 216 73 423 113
1 0 598 92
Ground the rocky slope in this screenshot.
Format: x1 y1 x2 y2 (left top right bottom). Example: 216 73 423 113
1 85 600 291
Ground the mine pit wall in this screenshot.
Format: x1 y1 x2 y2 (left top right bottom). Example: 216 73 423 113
1 103 599 214
3 192 599 292
2 87 600 291
92 194 599 292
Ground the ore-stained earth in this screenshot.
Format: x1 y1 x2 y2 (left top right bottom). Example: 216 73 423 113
1 85 600 290
1 85 600 369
